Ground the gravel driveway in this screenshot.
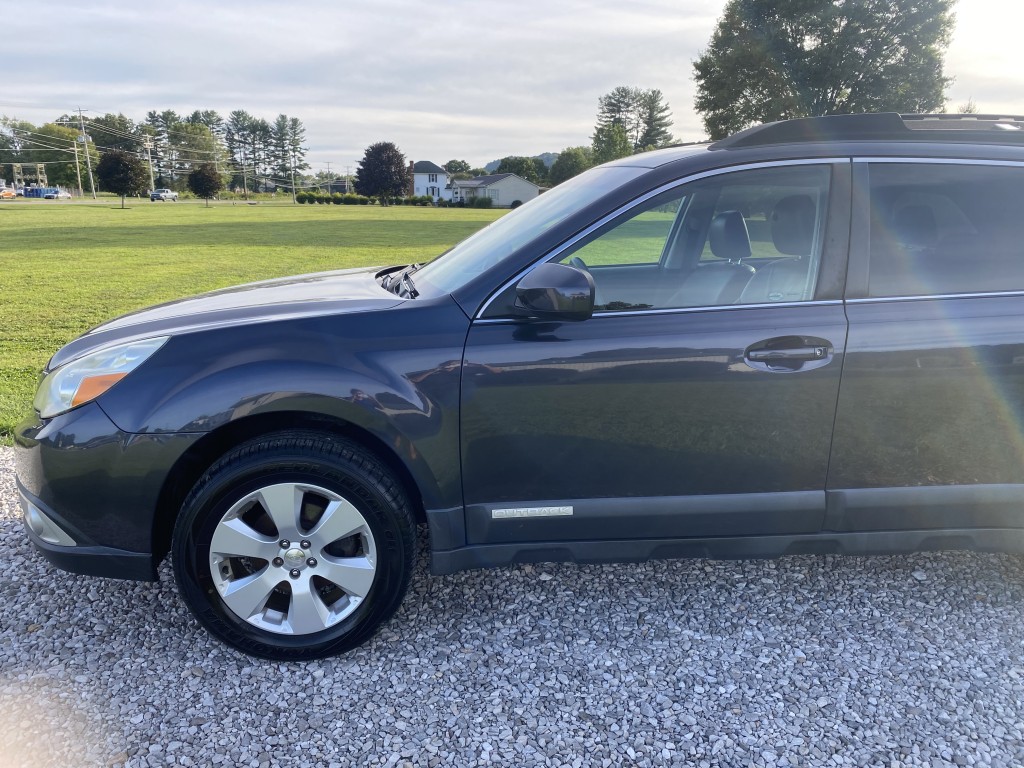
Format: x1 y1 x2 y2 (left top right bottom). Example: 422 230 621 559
4 445 1024 767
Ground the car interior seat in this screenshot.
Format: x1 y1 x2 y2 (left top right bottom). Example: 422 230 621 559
667 210 756 307
738 195 818 304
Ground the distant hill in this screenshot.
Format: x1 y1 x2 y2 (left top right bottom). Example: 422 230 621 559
484 152 558 173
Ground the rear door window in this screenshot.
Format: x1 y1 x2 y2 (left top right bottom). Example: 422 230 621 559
866 163 1024 297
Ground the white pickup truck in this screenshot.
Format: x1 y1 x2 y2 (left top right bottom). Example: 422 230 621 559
150 188 178 202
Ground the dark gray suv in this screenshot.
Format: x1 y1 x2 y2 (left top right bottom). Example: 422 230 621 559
16 112 1024 659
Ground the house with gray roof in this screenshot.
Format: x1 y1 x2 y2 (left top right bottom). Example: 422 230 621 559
409 161 451 201
451 173 539 208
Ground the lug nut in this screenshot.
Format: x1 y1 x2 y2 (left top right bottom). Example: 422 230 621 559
289 568 301 579
301 540 311 549
279 539 291 548
272 557 284 567
306 558 317 568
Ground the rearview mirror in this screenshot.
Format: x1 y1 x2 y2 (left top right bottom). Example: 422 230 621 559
515 263 595 321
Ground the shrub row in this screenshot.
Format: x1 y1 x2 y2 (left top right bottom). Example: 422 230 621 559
384 195 435 206
296 192 372 205
294 192 509 208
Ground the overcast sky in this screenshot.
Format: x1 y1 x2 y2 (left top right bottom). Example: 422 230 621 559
4 1 1019 171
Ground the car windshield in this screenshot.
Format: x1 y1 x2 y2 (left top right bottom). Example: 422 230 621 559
412 166 647 295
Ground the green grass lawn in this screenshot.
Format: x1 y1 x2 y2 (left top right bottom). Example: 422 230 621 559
0 200 502 442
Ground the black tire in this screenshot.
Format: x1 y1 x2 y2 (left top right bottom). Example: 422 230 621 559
171 431 416 660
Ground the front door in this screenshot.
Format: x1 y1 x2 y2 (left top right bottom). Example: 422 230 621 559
460 162 851 546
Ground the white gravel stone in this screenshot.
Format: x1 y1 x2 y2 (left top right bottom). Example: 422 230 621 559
4 445 1024 766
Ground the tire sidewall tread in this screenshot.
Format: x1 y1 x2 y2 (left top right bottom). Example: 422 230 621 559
171 430 416 660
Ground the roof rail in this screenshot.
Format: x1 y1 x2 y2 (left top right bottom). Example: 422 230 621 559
710 112 1024 150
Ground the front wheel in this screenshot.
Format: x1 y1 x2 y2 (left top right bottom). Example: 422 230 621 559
171 432 416 660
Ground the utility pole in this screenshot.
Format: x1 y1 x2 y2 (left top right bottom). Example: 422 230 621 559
142 138 155 193
290 150 297 204
76 107 96 199
240 146 249 200
325 161 332 193
345 165 352 194
71 139 84 198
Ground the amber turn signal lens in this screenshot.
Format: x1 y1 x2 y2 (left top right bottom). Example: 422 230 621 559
71 373 128 407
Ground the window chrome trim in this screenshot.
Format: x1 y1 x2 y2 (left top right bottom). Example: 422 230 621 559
853 157 1024 167
849 291 1024 304
473 299 844 325
474 157 849 320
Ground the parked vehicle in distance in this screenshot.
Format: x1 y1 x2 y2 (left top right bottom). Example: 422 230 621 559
43 190 72 199
17 112 1024 660
150 188 178 202
0 188 16 199
24 187 61 199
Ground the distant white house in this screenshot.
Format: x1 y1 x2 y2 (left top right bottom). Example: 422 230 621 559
451 173 539 207
409 161 452 201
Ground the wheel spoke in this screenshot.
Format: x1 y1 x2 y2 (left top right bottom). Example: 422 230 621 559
255 484 302 536
207 479 380 637
319 556 376 598
287 578 331 634
220 568 282 619
210 517 278 560
307 498 364 545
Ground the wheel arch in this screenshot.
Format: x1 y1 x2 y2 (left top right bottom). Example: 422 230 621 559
151 411 429 564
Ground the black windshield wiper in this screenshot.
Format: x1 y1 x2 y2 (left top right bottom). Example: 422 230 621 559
380 263 421 296
397 263 422 298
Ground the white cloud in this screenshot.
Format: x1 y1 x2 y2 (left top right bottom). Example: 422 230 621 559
4 0 1021 170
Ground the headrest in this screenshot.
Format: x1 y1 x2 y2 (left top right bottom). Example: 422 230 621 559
893 205 937 249
709 211 751 261
771 195 817 256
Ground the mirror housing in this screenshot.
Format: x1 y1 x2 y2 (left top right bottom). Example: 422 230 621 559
514 263 595 321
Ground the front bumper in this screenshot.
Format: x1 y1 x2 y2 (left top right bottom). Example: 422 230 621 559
19 481 156 581
14 401 201 582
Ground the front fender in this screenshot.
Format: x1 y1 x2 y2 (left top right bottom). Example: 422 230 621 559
97 300 470 511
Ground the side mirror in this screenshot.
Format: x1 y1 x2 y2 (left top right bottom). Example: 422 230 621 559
515 263 595 321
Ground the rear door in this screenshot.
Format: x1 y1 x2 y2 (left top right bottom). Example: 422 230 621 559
460 161 852 546
828 159 1024 531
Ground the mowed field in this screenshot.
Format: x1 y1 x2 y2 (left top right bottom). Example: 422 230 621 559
0 200 503 443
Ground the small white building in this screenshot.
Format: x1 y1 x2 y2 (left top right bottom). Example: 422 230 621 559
451 173 539 207
409 161 452 201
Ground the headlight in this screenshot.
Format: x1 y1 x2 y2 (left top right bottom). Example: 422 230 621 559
34 336 169 419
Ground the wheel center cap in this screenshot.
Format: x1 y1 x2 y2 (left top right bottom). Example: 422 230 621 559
284 548 305 566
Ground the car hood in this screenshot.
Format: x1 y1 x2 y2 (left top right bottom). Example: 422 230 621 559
49 266 403 370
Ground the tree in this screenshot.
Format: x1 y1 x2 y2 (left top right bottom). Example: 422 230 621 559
185 109 225 141
591 124 632 165
549 146 593 185
958 98 979 114
172 122 224 175
693 0 955 140
270 114 309 192
636 90 674 149
145 109 180 185
96 149 148 208
444 159 471 174
355 142 407 203
187 163 224 206
495 155 541 183
596 87 673 151
85 113 143 153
